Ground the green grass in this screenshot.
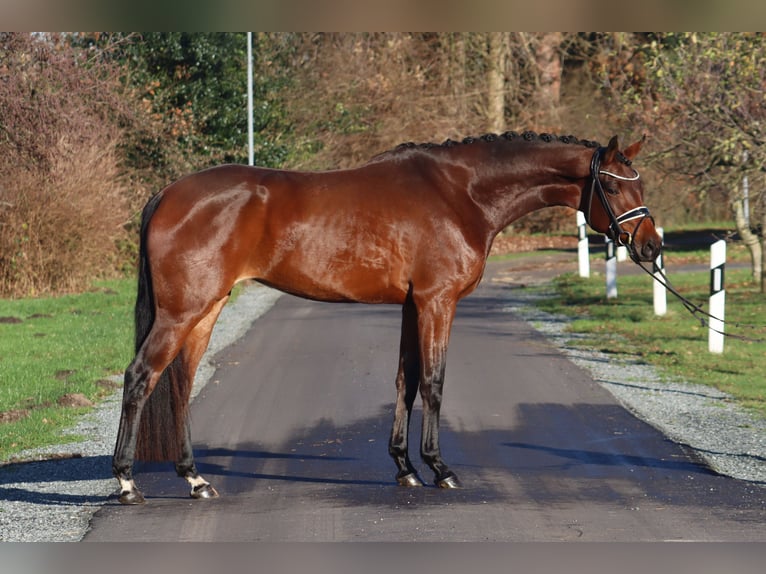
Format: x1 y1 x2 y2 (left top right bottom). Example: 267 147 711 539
489 249 563 262
0 279 134 460
532 267 766 417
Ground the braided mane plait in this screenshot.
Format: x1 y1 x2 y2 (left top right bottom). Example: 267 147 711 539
390 130 633 166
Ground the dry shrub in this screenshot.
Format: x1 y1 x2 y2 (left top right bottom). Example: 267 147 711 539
0 135 128 296
281 34 596 169
282 33 487 170
0 33 131 297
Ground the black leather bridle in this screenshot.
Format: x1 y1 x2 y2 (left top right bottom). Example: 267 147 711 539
582 146 653 259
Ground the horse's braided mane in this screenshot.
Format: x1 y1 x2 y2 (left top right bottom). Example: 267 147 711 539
387 130 633 166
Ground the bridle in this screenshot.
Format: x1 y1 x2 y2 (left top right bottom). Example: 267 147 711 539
582 146 653 259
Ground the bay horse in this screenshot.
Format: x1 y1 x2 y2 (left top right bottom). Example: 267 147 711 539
113 131 661 504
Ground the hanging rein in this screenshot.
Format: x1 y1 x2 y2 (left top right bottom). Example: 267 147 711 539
634 252 765 344
584 146 764 344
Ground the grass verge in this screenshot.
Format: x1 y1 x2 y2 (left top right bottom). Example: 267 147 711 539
0 279 134 461
531 266 766 418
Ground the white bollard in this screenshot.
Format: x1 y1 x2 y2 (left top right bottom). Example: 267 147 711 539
577 211 590 278
708 239 726 354
605 237 617 299
653 227 666 316
617 244 628 262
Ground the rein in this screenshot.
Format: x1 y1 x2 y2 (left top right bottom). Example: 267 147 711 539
630 252 766 344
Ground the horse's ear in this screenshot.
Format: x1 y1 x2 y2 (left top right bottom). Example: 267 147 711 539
623 134 646 161
604 135 620 163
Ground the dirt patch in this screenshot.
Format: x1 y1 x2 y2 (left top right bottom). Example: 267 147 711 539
57 393 94 408
0 409 30 423
0 316 22 324
0 393 95 426
54 369 76 381
95 379 120 391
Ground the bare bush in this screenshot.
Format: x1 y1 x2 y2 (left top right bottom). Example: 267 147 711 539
0 33 131 297
279 33 489 170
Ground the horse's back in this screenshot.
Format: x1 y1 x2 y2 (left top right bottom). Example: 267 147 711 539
146 161 486 305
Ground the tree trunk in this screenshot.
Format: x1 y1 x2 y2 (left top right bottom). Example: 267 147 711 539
761 202 766 294
487 33 507 133
731 192 763 290
450 33 467 121
535 32 563 115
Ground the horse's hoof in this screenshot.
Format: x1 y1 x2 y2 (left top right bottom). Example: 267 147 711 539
191 483 219 500
396 472 424 487
436 473 462 489
118 489 146 505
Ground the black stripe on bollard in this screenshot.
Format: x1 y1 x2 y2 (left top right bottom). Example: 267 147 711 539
710 263 725 295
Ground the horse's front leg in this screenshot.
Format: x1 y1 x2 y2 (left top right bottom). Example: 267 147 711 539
416 297 462 489
389 294 423 486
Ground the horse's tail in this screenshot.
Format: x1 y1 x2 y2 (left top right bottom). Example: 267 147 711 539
133 192 192 462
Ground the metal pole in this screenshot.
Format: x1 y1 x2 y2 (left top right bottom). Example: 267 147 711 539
247 32 254 166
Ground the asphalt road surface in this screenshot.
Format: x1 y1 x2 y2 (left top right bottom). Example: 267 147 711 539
85 262 765 542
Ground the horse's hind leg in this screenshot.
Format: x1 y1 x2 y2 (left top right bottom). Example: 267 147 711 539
389 292 424 486
113 366 153 504
113 319 193 504
173 296 229 499
114 301 222 504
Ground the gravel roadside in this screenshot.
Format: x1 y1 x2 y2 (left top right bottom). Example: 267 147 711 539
1 268 764 542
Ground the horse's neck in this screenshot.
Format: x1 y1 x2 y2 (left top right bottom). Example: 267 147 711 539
468 143 588 234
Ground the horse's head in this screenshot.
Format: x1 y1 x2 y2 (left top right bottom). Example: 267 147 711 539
581 135 661 263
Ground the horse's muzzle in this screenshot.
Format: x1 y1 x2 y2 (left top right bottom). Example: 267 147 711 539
636 236 662 262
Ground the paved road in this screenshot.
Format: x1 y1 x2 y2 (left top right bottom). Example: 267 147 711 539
85 262 765 542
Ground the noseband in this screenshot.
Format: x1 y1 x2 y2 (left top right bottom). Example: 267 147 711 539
583 147 653 251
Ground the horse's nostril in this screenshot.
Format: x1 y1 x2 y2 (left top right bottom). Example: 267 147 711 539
643 239 660 261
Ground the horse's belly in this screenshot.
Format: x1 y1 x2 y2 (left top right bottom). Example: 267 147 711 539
258 266 408 304
252 246 409 304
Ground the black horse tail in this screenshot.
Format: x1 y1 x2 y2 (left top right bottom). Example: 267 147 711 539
133 192 191 462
